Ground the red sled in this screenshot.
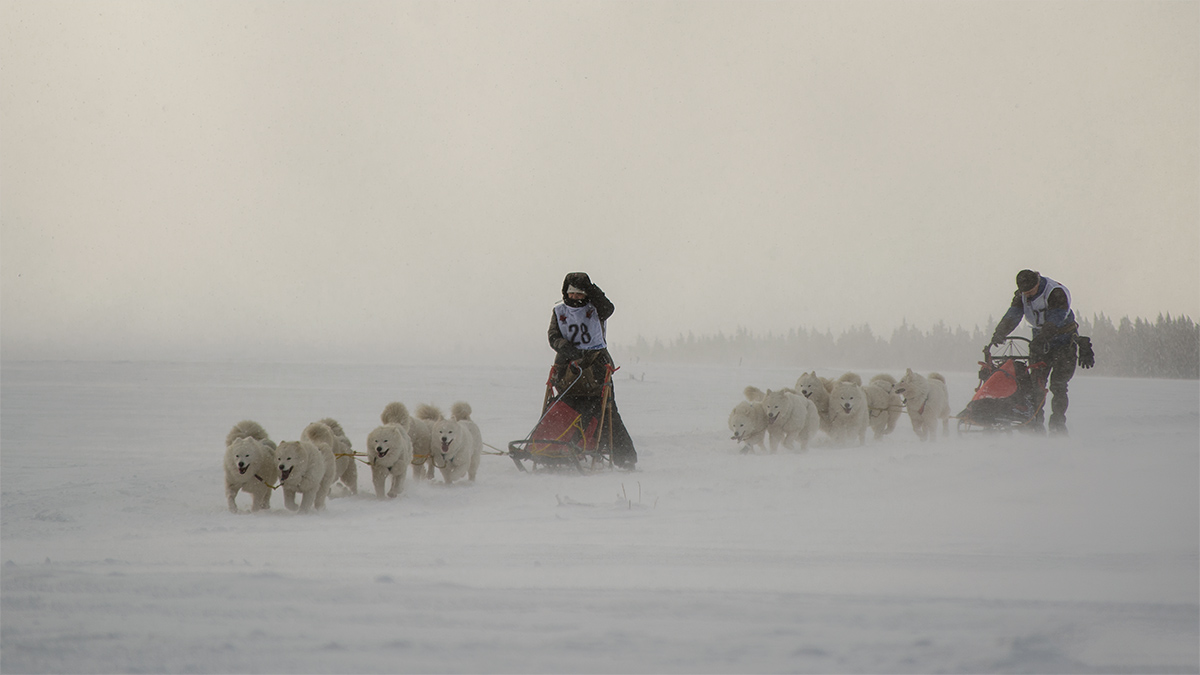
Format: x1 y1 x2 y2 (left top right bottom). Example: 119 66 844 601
957 336 1049 433
507 362 616 473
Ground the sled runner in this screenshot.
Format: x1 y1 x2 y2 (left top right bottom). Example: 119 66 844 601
507 362 616 473
957 336 1049 433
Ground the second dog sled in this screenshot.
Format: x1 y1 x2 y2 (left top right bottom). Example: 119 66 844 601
957 336 1049 433
507 361 617 473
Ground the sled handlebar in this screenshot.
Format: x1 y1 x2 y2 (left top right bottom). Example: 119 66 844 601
983 336 1031 368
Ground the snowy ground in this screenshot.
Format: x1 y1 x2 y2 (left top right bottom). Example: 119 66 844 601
1 360 1197 674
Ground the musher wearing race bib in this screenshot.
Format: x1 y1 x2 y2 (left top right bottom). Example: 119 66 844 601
547 272 637 469
990 269 1082 435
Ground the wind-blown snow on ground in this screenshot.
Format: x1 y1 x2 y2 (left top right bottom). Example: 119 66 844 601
2 360 1197 674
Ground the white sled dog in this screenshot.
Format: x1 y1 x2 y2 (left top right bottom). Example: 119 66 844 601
224 420 278 514
431 402 483 484
366 418 413 499
795 371 833 434
893 369 952 441
863 374 904 440
381 402 441 480
827 379 870 447
762 388 820 452
275 422 338 512
319 417 358 495
728 386 769 454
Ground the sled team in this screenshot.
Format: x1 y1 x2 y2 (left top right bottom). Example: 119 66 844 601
729 369 951 454
224 401 482 514
225 268 1093 511
728 267 1091 452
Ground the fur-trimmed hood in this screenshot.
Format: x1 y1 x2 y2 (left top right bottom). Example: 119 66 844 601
561 272 592 307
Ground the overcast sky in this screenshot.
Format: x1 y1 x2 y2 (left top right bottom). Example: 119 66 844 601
2 1 1196 364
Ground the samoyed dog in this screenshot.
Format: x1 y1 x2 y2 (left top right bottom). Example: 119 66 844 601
319 417 358 496
827 379 870 446
366 420 413 499
431 402 483 484
223 420 278 514
795 371 833 434
381 402 441 480
761 388 820 452
864 374 904 440
275 422 338 512
894 369 952 441
728 386 769 454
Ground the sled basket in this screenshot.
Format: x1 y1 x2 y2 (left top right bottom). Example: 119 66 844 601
507 362 616 473
957 336 1049 433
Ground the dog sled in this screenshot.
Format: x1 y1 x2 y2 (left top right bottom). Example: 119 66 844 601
957 336 1049 433
507 361 617 473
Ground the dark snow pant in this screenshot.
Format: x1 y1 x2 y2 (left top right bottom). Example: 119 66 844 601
562 393 637 468
1033 340 1077 433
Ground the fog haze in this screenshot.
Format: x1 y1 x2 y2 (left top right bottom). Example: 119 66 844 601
3 1 1196 364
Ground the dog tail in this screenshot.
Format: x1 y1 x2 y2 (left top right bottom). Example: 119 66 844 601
319 417 352 453
381 402 409 426
319 417 348 439
744 386 765 402
870 373 897 388
837 372 863 386
416 403 444 422
302 421 336 452
928 372 946 384
450 401 472 421
226 420 270 448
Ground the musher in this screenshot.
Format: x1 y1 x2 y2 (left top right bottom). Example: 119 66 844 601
547 272 638 469
990 269 1093 435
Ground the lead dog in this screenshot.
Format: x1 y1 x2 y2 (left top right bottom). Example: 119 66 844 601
729 386 769 454
224 420 278 513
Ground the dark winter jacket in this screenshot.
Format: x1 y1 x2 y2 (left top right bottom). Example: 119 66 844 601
992 278 1077 351
547 272 614 365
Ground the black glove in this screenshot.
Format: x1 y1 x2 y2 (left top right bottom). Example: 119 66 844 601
1028 333 1048 359
989 334 1006 347
561 345 584 362
1077 336 1095 369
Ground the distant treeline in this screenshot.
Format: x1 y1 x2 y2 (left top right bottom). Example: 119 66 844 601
616 314 1199 379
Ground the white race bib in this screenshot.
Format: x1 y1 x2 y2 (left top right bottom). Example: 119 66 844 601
1021 276 1071 328
554 303 607 350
